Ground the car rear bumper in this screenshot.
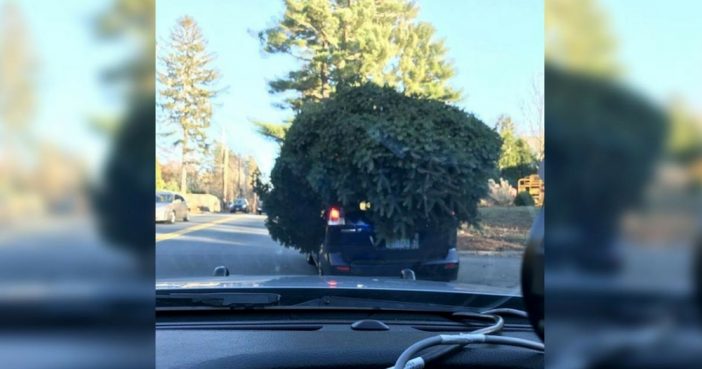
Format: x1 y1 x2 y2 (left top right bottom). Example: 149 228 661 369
155 211 168 222
322 248 460 281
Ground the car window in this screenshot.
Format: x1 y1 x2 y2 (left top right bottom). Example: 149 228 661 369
156 193 173 203
155 0 543 309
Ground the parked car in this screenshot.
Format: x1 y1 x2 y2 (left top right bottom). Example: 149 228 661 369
309 205 459 281
229 197 250 213
256 201 264 215
156 191 189 224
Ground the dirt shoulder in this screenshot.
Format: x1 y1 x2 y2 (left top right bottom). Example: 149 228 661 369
457 206 538 252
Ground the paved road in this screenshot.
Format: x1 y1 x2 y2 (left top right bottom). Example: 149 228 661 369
156 213 319 279
156 213 523 290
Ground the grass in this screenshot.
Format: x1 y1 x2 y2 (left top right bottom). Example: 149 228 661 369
457 206 538 252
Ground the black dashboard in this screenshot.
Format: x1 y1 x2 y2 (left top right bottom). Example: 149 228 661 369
157 309 543 369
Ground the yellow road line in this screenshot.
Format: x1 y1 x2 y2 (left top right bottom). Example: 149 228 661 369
156 215 237 243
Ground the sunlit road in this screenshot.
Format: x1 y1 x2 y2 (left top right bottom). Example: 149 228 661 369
155 213 523 290
156 213 317 279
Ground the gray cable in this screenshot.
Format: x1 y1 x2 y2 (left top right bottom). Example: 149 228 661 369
481 308 529 318
388 309 531 369
394 336 445 369
452 312 504 334
480 335 545 351
386 313 504 369
393 333 544 369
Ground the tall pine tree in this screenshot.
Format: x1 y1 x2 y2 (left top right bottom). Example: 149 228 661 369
395 22 458 101
495 115 537 186
258 0 459 115
158 16 219 193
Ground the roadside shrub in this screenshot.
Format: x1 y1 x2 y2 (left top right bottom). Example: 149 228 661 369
264 84 501 253
486 178 517 206
495 115 538 186
514 191 535 207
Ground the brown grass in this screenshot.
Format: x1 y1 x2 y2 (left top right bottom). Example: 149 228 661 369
457 206 538 252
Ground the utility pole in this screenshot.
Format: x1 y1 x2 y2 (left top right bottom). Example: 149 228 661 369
237 156 242 197
221 126 229 210
223 143 229 205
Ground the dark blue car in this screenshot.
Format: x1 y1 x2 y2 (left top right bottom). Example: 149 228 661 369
309 206 459 281
229 198 250 213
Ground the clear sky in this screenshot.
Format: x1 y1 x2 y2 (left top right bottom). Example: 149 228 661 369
156 0 545 176
15 1 701 179
601 0 702 110
5 0 119 176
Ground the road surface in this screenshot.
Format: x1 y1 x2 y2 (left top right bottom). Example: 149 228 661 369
156 213 523 290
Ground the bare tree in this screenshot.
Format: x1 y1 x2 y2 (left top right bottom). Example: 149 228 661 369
520 73 544 161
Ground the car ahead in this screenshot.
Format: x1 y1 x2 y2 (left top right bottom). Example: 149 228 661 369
256 200 264 215
156 191 189 224
230 197 250 213
309 205 459 281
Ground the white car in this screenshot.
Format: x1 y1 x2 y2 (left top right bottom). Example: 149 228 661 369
156 191 189 223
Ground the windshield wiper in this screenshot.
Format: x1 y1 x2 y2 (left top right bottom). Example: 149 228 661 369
157 292 281 309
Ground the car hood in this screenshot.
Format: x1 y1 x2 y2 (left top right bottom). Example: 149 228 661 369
156 274 520 297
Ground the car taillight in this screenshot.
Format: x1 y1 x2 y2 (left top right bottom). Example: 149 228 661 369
335 265 350 272
328 207 345 225
443 263 458 270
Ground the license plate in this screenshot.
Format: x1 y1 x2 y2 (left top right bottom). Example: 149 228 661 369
386 237 419 250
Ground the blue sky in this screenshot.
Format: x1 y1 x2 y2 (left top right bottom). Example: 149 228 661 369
601 0 702 109
14 1 701 179
156 0 545 176
5 0 118 176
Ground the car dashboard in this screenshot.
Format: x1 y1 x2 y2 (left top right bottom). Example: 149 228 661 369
157 309 543 369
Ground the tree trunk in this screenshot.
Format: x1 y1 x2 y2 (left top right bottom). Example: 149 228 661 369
237 157 242 196
223 146 229 205
320 41 329 98
320 62 327 98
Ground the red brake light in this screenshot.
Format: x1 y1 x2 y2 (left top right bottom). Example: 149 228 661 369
328 207 345 225
335 266 350 272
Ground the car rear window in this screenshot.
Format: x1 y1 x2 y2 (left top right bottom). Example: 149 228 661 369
156 193 173 202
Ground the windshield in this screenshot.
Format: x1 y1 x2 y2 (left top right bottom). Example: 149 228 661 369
155 0 544 308
156 193 173 203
